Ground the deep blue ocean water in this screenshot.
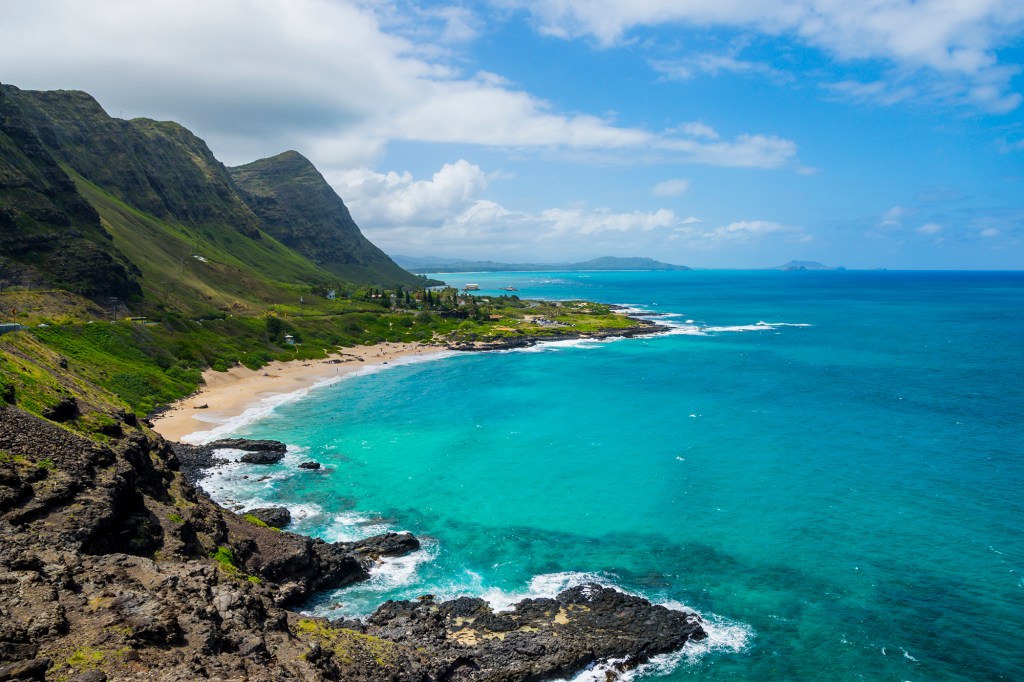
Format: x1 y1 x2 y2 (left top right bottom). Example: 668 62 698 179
196 270 1024 681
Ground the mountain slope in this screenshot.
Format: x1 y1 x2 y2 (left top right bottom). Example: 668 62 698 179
0 84 141 297
1 84 421 315
229 151 420 286
7 86 262 239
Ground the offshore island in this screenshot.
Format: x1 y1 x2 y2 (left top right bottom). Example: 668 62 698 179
0 84 703 680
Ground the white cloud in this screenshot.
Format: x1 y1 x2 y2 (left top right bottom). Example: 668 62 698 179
652 54 792 83
518 0 1024 112
652 178 691 197
674 122 719 139
917 222 943 234
328 160 489 224
980 227 1001 238
673 220 809 248
0 0 800 171
879 205 906 227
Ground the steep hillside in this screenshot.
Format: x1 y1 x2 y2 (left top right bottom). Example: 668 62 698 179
0 84 141 297
6 85 261 240
229 151 420 286
1 84 422 317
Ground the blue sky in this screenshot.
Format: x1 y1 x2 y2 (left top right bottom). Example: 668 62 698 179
2 1 1022 268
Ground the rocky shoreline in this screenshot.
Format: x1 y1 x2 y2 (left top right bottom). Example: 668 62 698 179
0 405 706 681
446 319 670 352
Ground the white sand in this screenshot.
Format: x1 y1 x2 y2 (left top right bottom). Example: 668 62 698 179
150 342 447 442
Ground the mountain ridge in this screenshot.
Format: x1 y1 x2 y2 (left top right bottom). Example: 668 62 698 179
0 83 422 313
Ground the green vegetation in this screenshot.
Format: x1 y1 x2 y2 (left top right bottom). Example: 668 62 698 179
0 85 650 434
295 618 398 668
168 513 184 524
242 513 279 531
65 646 106 671
0 290 642 422
210 545 239 573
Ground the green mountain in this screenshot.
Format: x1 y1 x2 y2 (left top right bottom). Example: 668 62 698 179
229 151 416 285
0 84 419 315
0 85 141 298
394 254 691 273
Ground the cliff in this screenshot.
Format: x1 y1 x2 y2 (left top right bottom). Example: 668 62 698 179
0 86 141 298
230 151 419 286
0 405 705 681
0 84 420 315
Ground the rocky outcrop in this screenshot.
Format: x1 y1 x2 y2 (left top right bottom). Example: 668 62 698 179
0 404 705 680
206 438 288 455
448 321 671 352
247 506 291 528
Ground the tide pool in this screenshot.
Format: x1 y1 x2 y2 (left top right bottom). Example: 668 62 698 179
197 270 1024 681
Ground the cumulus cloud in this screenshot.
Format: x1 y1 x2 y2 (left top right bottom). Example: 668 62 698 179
517 0 1024 112
652 179 691 197
0 0 800 171
917 222 943 234
327 160 489 224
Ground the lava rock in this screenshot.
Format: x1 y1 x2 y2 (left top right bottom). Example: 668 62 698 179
41 395 78 421
207 438 287 454
247 506 291 528
297 460 321 470
239 451 285 465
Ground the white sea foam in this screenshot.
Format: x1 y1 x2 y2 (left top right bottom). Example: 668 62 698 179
319 510 398 543
544 593 752 681
362 542 438 591
479 571 614 612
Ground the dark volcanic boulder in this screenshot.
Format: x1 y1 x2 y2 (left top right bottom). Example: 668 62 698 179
363 582 707 680
341 532 420 559
41 395 78 422
247 506 291 528
297 460 321 470
239 451 285 465
208 438 287 455
206 437 289 465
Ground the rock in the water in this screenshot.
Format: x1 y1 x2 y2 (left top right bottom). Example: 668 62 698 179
239 450 285 465
248 506 291 528
208 438 287 454
342 531 420 558
297 460 321 470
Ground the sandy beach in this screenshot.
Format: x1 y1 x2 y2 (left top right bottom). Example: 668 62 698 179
150 341 448 442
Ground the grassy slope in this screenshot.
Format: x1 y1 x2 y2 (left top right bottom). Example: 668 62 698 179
70 168 338 316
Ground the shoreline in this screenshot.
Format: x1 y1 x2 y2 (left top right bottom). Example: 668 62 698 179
150 341 449 442
151 319 668 444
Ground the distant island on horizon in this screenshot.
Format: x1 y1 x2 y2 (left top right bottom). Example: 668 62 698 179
395 255 848 273
394 255 692 273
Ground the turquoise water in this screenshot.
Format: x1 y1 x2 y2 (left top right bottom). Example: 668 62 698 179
197 271 1024 681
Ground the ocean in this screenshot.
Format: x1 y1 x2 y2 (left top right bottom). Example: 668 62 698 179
192 270 1024 681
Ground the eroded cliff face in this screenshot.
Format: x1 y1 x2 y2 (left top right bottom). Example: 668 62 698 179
0 405 704 681
0 85 141 298
229 151 420 286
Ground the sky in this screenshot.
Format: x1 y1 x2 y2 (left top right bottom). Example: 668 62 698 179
1 1 1023 269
